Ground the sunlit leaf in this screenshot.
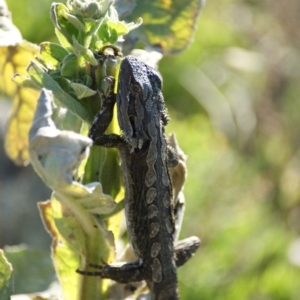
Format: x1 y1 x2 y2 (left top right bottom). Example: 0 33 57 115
0 40 38 95
107 19 130 35
54 27 73 52
51 3 80 46
38 200 80 300
0 249 13 300
120 0 204 54
0 1 40 165
0 36 39 165
70 82 97 99
72 36 98 66
14 60 94 123
38 42 69 70
98 18 142 44
4 85 39 165
1 43 39 167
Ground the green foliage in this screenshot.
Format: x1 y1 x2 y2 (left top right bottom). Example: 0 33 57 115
0 250 13 300
12 0 140 126
3 245 56 294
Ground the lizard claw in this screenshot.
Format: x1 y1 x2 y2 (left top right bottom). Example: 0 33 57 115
76 259 106 276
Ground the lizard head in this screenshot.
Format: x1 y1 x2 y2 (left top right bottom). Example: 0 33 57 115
116 55 168 150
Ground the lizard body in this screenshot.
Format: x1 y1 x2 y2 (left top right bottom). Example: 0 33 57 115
85 56 199 299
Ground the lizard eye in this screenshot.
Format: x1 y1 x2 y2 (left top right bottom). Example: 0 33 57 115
130 83 141 94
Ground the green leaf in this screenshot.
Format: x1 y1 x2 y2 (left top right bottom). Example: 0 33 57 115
3 246 55 294
72 36 98 66
54 28 73 52
0 249 13 300
10 74 40 90
61 8 85 32
60 53 81 78
14 60 94 123
83 145 107 184
108 28 118 44
97 17 142 45
107 20 130 36
70 82 97 99
120 0 204 54
82 1 102 19
51 3 80 46
84 20 102 39
98 22 110 43
38 42 69 70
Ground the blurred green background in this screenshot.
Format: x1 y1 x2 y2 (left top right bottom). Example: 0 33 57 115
1 0 300 299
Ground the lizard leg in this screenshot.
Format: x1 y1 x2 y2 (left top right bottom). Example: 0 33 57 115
89 77 116 140
88 77 127 149
174 236 200 267
76 236 200 282
77 261 149 283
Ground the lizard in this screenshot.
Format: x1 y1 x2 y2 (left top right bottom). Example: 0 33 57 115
79 56 200 300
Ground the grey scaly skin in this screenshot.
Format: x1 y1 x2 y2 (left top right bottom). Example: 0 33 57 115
81 56 200 300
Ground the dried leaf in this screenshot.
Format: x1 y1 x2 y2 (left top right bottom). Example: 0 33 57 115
28 89 116 215
168 133 187 240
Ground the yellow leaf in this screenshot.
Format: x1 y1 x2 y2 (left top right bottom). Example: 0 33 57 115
0 41 38 96
0 41 39 165
38 200 80 300
4 86 39 165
